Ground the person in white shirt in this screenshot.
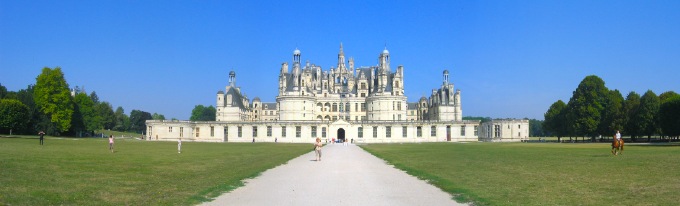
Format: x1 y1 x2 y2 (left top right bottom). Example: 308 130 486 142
178 138 182 153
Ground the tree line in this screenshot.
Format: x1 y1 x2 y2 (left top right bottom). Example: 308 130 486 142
543 75 680 142
0 67 168 136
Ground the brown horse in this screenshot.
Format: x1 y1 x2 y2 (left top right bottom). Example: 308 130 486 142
611 137 624 156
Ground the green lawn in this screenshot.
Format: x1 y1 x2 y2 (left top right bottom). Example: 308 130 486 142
361 142 680 206
0 136 311 205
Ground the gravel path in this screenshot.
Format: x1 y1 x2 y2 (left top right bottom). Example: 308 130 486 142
201 143 467 206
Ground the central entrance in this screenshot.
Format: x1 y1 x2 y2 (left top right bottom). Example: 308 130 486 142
337 128 346 142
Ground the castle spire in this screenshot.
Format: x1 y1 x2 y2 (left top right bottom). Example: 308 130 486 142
338 42 346 70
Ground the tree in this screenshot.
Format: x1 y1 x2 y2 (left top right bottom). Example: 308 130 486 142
152 113 166 120
113 106 129 131
33 67 74 133
528 119 546 137
0 99 30 134
95 101 116 130
190 105 216 121
658 95 680 137
0 83 7 99
598 89 625 138
565 75 609 140
637 90 660 141
624 91 641 141
73 92 100 135
89 91 100 104
544 100 568 141
129 109 152 133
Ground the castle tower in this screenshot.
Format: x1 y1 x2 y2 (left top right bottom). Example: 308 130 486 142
229 71 236 87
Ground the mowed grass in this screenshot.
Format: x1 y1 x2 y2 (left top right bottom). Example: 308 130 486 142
361 142 680 206
0 136 311 205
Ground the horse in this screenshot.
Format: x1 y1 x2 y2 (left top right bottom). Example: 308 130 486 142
611 136 624 156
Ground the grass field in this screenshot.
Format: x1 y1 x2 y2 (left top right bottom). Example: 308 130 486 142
0 136 311 205
361 142 680 206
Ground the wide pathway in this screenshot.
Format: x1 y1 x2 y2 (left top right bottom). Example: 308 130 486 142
201 143 467 206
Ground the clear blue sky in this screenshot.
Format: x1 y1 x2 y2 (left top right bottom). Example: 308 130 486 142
1 0 678 120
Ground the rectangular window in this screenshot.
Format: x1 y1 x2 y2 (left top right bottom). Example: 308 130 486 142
461 125 466 136
210 126 215 137
358 127 363 138
402 126 407 138
332 103 338 112
282 126 286 137
373 126 378 138
431 126 437 137
322 127 326 137
339 103 344 112
417 126 422 137
253 126 258 137
195 127 200 137
312 126 317 137
397 102 402 110
355 103 358 112
267 126 272 137
386 126 391 138
296 126 301 138
180 127 184 138
238 126 242 138
361 103 366 112
494 125 500 138
224 127 228 138
474 126 478 136
169 127 173 133
332 116 337 121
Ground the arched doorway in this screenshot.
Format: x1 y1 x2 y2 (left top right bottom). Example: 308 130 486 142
337 128 346 142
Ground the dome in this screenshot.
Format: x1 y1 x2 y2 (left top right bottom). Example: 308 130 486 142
443 70 449 74
382 48 389 54
293 48 301 55
253 97 261 102
229 71 236 76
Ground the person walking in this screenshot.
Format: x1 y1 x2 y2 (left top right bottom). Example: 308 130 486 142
314 138 323 161
109 135 114 153
178 138 182 153
38 131 45 145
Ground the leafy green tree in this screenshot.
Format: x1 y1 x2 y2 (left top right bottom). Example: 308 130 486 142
152 113 166 120
89 91 100 104
624 91 641 141
658 95 680 137
565 75 609 140
33 67 74 133
95 101 116 130
113 106 130 131
73 92 101 134
0 99 30 134
190 105 216 121
0 83 7 99
659 91 679 102
129 109 152 133
544 100 568 141
637 90 660 141
598 89 625 137
528 119 546 137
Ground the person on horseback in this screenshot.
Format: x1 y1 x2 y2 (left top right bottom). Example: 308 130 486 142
616 130 621 142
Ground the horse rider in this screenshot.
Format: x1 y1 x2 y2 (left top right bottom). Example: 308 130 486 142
615 130 622 143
